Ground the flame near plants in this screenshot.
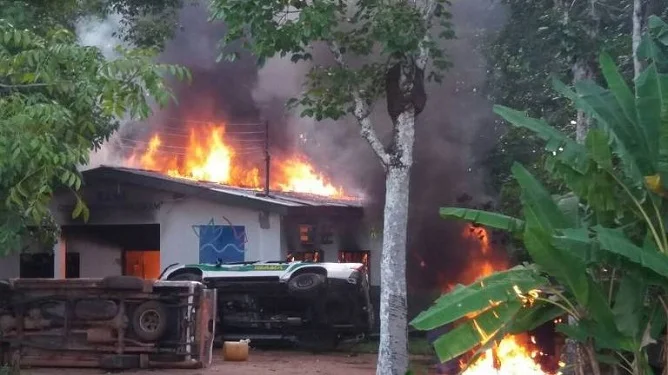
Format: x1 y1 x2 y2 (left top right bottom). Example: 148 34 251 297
450 224 551 375
125 124 346 198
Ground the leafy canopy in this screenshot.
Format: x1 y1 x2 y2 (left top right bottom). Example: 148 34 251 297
209 0 455 121
0 18 190 253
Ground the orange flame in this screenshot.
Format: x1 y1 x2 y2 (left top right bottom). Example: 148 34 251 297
462 334 550 375
445 224 550 375
125 124 347 198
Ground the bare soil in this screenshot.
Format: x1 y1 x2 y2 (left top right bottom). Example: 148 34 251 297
21 350 436 375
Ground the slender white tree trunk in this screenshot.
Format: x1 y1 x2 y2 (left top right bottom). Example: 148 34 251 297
377 110 415 375
633 0 643 79
572 60 592 144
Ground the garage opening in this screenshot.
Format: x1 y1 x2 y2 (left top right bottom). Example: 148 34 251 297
62 224 160 279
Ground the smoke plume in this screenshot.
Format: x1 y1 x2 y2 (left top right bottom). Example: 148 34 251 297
85 0 509 301
75 13 134 169
248 0 508 294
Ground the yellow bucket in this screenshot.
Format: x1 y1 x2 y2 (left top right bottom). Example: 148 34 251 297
222 339 250 361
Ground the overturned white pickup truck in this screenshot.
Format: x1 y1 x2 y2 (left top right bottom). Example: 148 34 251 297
159 260 374 350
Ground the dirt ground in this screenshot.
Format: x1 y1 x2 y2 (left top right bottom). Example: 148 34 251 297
20 350 436 375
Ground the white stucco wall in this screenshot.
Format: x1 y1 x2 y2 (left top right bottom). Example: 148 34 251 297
49 181 283 273
157 196 282 269
67 235 123 277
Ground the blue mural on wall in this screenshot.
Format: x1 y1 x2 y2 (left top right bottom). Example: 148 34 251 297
193 217 247 264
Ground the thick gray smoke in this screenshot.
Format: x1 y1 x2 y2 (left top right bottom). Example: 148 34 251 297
75 13 134 169
84 0 508 295
249 0 508 291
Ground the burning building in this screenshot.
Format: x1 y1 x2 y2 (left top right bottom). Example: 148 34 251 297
0 160 374 284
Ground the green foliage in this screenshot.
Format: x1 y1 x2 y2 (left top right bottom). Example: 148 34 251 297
413 16 668 372
0 20 190 254
0 0 186 50
209 0 455 122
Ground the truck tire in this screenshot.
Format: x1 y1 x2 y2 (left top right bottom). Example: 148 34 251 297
101 275 144 291
287 273 326 298
131 300 168 342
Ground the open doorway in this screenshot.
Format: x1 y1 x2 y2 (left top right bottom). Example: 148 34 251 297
63 224 160 278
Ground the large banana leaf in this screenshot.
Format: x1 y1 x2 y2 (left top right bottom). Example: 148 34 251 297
493 104 628 213
599 52 638 131
431 301 522 363
513 163 619 334
553 78 647 196
551 227 598 264
556 319 634 351
507 301 565 334
612 274 647 340
637 16 668 68
593 225 668 280
439 207 524 233
512 162 571 231
493 105 590 174
555 193 582 227
411 266 547 330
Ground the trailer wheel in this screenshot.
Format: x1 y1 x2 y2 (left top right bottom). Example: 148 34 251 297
101 275 144 291
131 300 168 342
288 273 325 298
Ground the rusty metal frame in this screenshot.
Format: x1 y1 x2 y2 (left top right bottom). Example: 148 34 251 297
0 278 216 369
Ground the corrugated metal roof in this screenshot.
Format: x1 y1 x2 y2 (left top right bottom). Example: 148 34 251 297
89 166 363 209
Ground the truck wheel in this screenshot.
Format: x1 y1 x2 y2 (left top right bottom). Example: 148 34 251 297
131 300 168 342
288 273 325 298
101 276 144 291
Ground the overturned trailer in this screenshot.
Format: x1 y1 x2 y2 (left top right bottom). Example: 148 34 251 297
0 277 216 370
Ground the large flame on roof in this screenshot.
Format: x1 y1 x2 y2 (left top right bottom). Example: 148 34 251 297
443 224 553 375
125 124 346 198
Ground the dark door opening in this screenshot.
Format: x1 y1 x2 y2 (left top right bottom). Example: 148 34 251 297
63 224 160 278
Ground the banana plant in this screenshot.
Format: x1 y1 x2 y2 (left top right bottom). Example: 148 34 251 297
412 15 668 375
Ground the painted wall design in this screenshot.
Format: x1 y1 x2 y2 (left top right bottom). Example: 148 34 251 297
193 217 247 263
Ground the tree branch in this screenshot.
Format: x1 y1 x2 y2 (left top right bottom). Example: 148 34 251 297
327 41 390 168
416 0 436 70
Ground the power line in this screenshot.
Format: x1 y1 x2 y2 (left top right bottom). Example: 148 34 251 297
118 145 266 158
127 130 265 142
156 117 264 127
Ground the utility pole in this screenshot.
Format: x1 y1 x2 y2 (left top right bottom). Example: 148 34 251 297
264 120 270 196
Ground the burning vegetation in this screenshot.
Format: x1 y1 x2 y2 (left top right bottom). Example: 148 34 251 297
441 224 554 375
124 122 347 198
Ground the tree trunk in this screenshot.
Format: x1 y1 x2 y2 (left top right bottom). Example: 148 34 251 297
572 60 593 144
376 111 414 375
633 0 643 79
